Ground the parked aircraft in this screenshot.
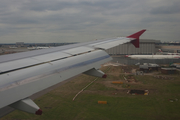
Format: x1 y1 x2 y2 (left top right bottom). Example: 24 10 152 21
0 29 146 116
9 46 18 49
158 49 180 55
125 54 180 59
27 46 50 50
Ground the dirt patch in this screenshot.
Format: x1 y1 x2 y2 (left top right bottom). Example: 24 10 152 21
102 81 124 89
127 89 149 95
153 75 174 80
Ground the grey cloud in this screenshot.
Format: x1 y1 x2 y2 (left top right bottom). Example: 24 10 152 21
1 16 39 25
42 14 105 32
0 0 179 43
0 0 140 26
22 0 124 11
151 2 180 14
141 15 180 23
21 1 71 11
21 0 131 16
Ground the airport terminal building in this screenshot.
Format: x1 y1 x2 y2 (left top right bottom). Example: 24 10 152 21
106 39 160 55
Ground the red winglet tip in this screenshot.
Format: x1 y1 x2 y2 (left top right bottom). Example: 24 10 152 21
125 55 129 57
35 109 42 115
127 29 146 38
127 29 146 48
102 74 107 78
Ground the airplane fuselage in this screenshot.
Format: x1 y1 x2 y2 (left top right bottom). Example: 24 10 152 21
126 54 180 59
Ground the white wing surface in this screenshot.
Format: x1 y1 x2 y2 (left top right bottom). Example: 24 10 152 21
0 29 146 116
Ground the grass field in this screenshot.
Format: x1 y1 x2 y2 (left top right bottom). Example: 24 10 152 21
1 66 180 120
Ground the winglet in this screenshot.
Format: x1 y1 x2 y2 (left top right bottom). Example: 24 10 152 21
127 29 146 48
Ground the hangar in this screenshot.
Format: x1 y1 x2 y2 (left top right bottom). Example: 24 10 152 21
106 39 160 55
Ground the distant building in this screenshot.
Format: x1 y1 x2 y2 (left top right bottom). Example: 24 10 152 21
161 68 177 74
16 42 24 47
106 39 160 55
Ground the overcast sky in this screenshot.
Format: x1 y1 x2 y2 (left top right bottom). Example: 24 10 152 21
0 0 179 43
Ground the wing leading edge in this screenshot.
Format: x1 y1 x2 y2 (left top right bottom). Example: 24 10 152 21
0 29 146 116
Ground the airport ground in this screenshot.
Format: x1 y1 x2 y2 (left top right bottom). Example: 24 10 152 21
0 47 29 55
1 64 180 120
1 44 180 55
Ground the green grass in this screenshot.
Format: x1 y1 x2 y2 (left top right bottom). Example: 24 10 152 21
4 94 179 120
1 66 180 120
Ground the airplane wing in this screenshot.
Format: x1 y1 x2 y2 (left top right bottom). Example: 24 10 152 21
0 29 146 116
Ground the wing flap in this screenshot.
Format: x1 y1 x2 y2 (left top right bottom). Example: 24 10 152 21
0 52 71 73
62 46 94 55
31 52 70 62
0 58 40 73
